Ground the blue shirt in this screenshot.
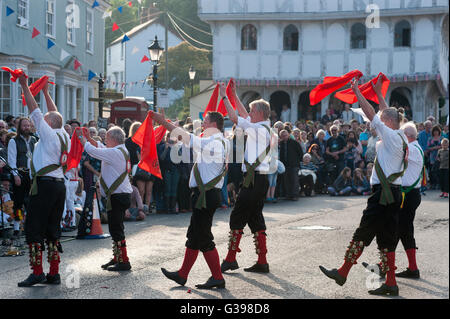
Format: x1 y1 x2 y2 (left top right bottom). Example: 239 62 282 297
359 131 369 157
418 130 431 152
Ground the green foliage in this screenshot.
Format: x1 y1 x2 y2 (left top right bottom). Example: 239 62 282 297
105 0 139 45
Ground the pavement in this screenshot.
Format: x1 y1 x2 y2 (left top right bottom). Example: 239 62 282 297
0 190 448 299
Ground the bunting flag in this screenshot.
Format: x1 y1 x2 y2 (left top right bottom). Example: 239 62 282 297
112 22 119 31
88 70 96 81
6 6 14 16
216 79 237 116
118 6 123 13
335 73 390 105
47 39 55 49
1 67 28 82
122 35 130 43
128 1 133 7
202 84 220 118
22 76 55 106
67 128 89 171
74 59 82 70
309 70 363 105
92 1 99 8
141 55 150 63
132 113 162 179
31 27 40 39
60 49 71 61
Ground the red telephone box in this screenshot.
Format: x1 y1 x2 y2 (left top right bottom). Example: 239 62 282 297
109 98 149 126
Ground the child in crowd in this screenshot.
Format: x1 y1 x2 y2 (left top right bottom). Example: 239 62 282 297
352 168 371 195
344 138 358 172
438 138 449 198
328 167 353 196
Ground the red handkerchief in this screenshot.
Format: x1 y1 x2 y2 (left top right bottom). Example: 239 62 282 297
335 73 390 105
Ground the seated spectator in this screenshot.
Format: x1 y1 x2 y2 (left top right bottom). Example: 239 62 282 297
352 168 371 195
365 162 374 181
344 138 358 171
299 153 317 197
328 167 353 196
124 185 145 221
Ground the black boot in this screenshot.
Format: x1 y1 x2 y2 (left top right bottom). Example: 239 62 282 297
195 276 225 289
319 266 346 286
368 283 399 296
221 260 239 273
44 273 61 285
101 258 117 270
396 268 420 279
161 268 187 286
244 263 269 273
107 262 131 271
18 273 46 287
362 262 386 279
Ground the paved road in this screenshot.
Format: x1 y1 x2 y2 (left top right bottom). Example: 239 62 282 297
0 191 448 299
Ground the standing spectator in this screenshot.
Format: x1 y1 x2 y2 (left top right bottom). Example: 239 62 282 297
309 143 327 193
347 131 363 163
0 129 8 149
442 124 449 139
344 138 358 172
359 122 370 158
266 159 284 203
313 129 327 156
299 131 308 154
269 110 279 126
437 138 449 198
98 128 107 144
279 130 303 201
352 168 370 195
365 128 379 163
121 118 132 138
341 104 354 123
280 104 291 123
5 115 16 132
325 125 347 181
321 109 335 125
327 167 353 196
426 125 442 189
418 120 432 163
158 134 181 214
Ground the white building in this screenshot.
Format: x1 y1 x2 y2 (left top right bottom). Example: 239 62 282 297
106 16 183 104
198 0 449 123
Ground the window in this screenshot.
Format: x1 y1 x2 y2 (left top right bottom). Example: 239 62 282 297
241 24 257 50
283 25 299 51
66 1 76 45
46 0 56 38
0 71 11 118
86 9 94 53
107 48 112 65
394 20 411 47
351 23 366 49
17 0 29 27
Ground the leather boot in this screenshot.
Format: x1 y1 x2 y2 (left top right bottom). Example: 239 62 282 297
18 243 46 287
107 240 131 271
221 230 243 273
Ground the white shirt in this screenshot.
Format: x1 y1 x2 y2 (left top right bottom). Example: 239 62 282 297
29 108 70 179
402 141 424 188
342 110 354 123
280 109 291 123
7 135 34 176
237 116 272 174
370 114 407 186
188 132 228 189
84 141 132 196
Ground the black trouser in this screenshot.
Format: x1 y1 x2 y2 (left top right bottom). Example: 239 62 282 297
107 193 131 242
12 169 31 213
352 185 402 252
230 173 269 233
440 168 449 193
299 175 314 196
396 189 421 251
284 166 300 198
177 176 192 211
185 188 221 252
25 178 66 244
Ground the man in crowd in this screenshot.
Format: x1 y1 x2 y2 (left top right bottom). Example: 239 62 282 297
17 74 70 287
220 80 274 274
279 129 303 200
325 124 347 181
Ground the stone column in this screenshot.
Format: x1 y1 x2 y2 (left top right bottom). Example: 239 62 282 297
57 84 65 121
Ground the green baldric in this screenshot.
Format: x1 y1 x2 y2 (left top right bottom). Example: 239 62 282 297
193 138 227 209
30 133 68 196
242 124 271 188
100 147 130 212
374 133 408 206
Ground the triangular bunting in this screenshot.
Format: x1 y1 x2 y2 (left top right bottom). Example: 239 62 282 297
32 27 40 39
60 49 71 61
47 39 55 49
6 6 14 16
122 35 130 43
141 55 150 63
88 70 96 81
74 59 82 70
92 0 99 8
118 6 123 13
112 22 119 31
128 1 133 7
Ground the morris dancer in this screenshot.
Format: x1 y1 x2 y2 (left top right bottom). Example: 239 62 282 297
80 127 133 271
219 80 274 274
153 110 228 289
17 75 70 287
319 75 408 296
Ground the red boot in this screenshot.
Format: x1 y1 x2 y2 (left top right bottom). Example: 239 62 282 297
221 230 243 273
47 240 61 276
107 240 131 271
18 243 45 287
338 240 364 278
244 231 269 273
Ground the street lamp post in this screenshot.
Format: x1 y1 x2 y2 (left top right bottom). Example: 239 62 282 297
188 65 196 97
148 36 164 111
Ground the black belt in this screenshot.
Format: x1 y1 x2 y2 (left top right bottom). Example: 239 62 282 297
37 176 65 183
372 184 401 191
244 171 266 176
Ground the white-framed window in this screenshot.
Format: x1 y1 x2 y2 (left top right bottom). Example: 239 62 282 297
0 71 12 118
120 43 125 60
86 8 94 53
46 0 56 38
107 48 112 65
66 0 76 46
17 0 29 28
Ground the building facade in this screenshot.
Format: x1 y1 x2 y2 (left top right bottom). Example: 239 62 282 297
0 0 108 122
106 17 183 104
198 0 449 123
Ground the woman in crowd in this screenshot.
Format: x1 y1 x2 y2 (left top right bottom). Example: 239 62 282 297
308 143 327 194
299 153 317 197
352 168 370 196
327 167 353 196
426 125 442 190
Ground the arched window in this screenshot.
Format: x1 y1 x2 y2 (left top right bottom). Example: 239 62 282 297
351 23 366 49
241 24 257 50
394 20 411 47
283 24 299 51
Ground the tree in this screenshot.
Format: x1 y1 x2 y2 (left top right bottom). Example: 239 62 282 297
105 0 139 45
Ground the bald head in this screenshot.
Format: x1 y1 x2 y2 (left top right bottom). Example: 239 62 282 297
44 111 63 129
